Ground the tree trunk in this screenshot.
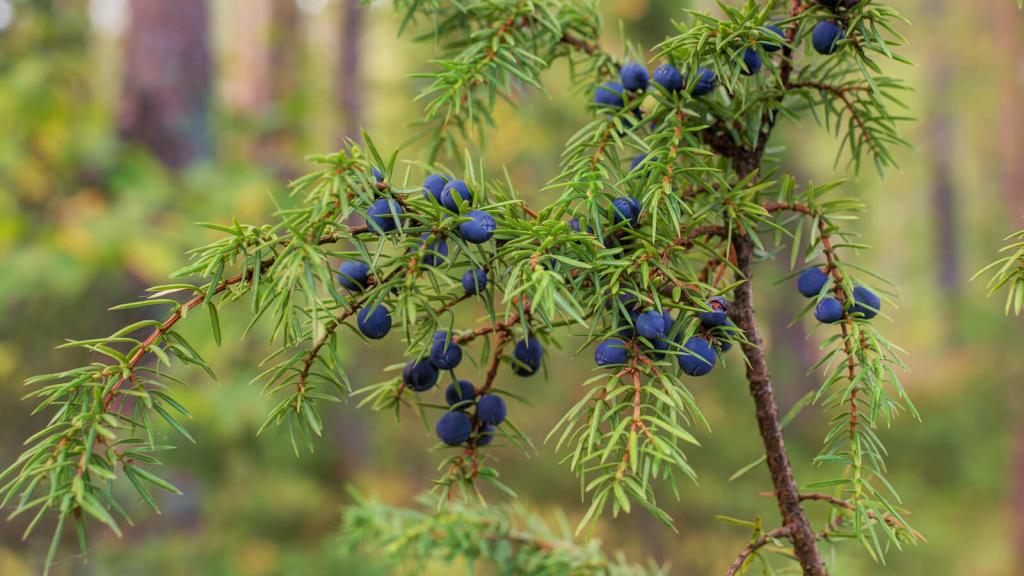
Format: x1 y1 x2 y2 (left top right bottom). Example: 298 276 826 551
270 0 302 104
927 111 959 334
731 237 825 576
119 0 211 168
991 2 1024 570
337 0 366 141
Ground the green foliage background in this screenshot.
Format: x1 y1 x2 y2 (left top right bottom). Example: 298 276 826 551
1 0 1022 574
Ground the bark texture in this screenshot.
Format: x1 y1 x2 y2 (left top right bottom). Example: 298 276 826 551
731 237 825 576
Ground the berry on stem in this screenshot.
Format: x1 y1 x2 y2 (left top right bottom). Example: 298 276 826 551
689 67 717 96
595 338 629 366
652 63 684 93
594 81 625 108
445 380 476 407
403 359 439 392
740 47 762 76
679 337 717 376
812 20 844 55
476 394 507 425
430 331 463 370
699 296 730 327
418 234 448 267
762 24 785 52
462 268 487 295
797 267 829 298
612 196 641 227
512 337 543 376
458 210 496 244
422 173 449 203
357 304 392 339
366 198 403 234
814 297 845 324
440 179 472 212
436 411 472 446
337 260 370 291
372 167 384 183
476 424 497 447
852 286 881 319
635 310 667 340
619 62 650 92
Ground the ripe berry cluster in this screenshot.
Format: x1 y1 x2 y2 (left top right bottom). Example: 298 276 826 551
594 294 734 378
797 266 882 324
337 170 539 448
341 171 496 341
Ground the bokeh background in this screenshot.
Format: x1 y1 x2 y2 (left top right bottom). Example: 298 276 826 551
2 0 1023 574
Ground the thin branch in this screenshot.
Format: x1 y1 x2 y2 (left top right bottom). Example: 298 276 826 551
726 525 792 576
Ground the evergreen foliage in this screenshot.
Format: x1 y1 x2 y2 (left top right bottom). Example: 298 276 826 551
3 0 946 573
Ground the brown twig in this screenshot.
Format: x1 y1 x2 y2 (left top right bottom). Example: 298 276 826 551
726 525 793 576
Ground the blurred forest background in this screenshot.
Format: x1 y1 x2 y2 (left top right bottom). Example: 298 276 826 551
1 0 1023 574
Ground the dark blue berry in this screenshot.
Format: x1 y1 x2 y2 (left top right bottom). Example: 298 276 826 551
852 286 881 319
436 411 472 446
762 25 785 52
445 380 476 407
650 337 673 358
661 309 676 335
403 359 439 392
609 293 640 314
612 197 641 227
337 260 370 291
814 297 844 323
812 21 844 55
699 296 730 327
797 267 829 298
440 180 472 212
635 310 667 340
476 424 497 446
430 331 463 370
458 210 496 244
422 173 449 202
678 337 717 376
690 66 717 96
595 338 629 366
476 394 507 425
357 304 392 339
630 153 649 171
594 81 625 108
711 318 737 352
620 62 650 92
652 63 684 92
740 47 762 76
419 234 448 267
512 337 543 376
367 198 403 233
372 167 384 183
462 268 487 295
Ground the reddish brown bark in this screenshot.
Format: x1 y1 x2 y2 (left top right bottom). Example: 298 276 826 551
731 237 825 576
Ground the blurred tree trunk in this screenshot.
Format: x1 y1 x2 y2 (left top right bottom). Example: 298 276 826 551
995 2 1024 219
926 0 960 340
927 113 958 331
992 2 1024 570
331 0 370 479
119 0 211 168
337 0 366 141
270 0 302 104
